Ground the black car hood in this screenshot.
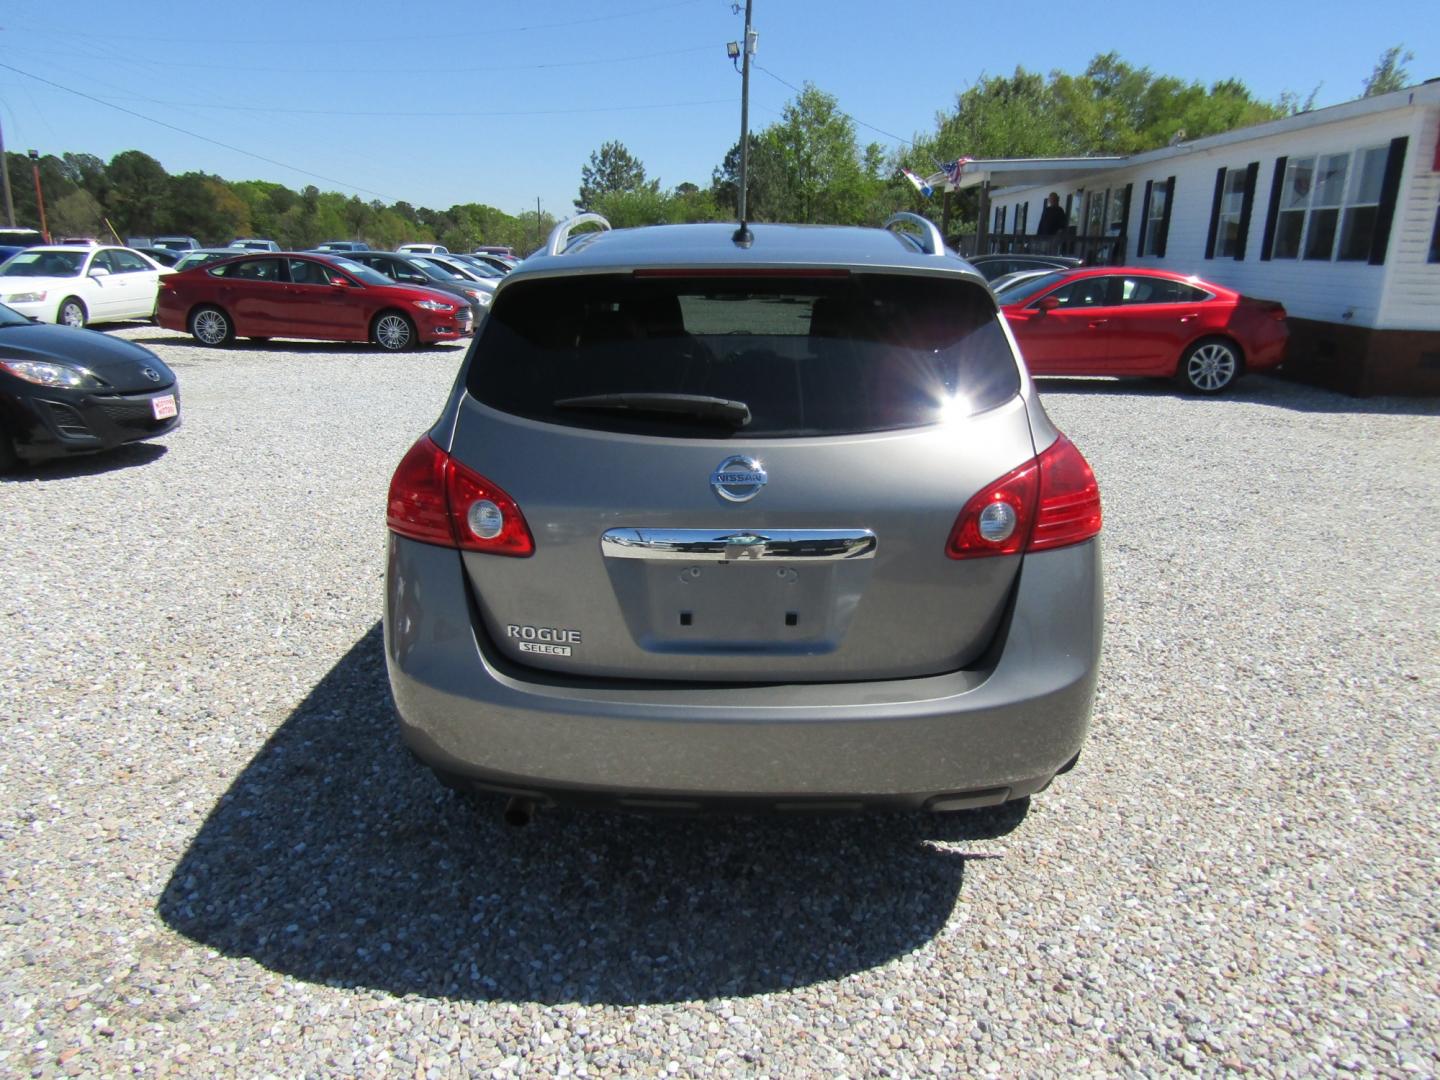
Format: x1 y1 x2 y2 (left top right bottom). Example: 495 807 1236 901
0 323 175 393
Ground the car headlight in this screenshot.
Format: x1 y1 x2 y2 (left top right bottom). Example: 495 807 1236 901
0 359 104 389
474 291 492 307
413 299 454 312
5 291 47 304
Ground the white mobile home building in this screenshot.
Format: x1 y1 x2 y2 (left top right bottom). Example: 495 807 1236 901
937 81 1440 395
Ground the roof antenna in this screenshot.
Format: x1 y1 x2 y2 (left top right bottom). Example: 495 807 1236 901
730 0 755 248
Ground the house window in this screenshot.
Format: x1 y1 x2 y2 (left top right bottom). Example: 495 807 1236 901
1105 190 1127 236
1068 191 1083 229
1015 202 1029 234
994 205 1007 234
1215 169 1249 257
1337 146 1390 261
1274 149 1388 262
1302 153 1349 260
1086 190 1107 236
1430 196 1440 263
1143 184 1168 256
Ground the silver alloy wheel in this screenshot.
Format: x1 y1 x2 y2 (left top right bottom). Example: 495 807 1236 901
193 308 230 345
1185 341 1238 392
375 313 413 351
59 299 86 328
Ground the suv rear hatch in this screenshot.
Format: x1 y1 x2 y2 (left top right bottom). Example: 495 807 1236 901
445 269 1036 683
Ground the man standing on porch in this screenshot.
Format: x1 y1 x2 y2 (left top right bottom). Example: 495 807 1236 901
1036 192 1066 236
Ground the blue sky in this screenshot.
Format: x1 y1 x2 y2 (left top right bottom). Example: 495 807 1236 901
0 0 1432 218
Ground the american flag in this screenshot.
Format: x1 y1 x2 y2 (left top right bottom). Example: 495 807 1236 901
940 157 973 186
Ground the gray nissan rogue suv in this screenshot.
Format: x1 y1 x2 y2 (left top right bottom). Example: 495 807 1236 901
384 213 1102 816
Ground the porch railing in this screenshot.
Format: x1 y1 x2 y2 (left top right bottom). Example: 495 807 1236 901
950 231 1128 265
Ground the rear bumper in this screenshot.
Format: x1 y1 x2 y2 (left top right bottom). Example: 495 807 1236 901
384 535 1102 810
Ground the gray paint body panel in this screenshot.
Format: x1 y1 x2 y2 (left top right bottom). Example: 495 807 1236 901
385 534 1101 800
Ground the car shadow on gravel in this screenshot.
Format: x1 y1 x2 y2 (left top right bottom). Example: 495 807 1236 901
1 442 167 482
158 623 1026 1005
1033 374 1440 416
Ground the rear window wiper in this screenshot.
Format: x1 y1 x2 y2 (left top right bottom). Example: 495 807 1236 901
553 393 752 428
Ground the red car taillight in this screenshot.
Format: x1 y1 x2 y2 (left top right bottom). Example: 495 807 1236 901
386 436 535 557
946 434 1101 559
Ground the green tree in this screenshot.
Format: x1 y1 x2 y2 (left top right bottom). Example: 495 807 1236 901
51 189 105 238
104 150 168 236
760 84 881 225
576 141 658 209
1363 45 1414 96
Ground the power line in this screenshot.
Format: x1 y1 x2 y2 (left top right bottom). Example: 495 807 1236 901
1 0 708 46
754 64 915 147
0 61 397 200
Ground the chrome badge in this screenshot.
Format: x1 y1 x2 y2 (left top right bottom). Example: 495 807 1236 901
710 455 767 503
140 367 163 383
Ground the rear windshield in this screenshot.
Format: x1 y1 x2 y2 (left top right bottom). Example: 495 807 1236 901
467 272 1019 438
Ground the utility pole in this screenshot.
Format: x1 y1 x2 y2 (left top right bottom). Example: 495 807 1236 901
536 196 542 252
733 0 755 244
28 150 48 242
0 116 15 227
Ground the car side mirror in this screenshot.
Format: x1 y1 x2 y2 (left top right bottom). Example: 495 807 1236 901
328 276 350 288
89 266 111 278
1036 296 1060 312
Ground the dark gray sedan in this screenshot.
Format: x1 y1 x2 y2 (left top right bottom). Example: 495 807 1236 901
339 251 494 320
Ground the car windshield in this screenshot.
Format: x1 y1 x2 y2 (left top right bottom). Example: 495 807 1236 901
0 301 31 326
412 257 467 280
469 272 1020 438
0 250 85 277
995 270 1068 305
327 258 390 286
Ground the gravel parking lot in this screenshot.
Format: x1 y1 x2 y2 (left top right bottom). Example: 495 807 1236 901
2 326 1437 1078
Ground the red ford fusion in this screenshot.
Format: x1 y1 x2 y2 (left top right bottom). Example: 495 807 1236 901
995 267 1287 394
157 253 472 351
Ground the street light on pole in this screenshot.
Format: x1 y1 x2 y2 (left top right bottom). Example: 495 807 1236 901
728 0 756 246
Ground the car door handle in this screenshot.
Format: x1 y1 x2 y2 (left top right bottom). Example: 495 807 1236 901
1179 313 1199 323
1087 319 1108 329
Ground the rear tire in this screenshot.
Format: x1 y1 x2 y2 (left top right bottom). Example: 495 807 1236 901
1178 337 1241 395
58 297 87 329
190 306 234 346
372 310 416 351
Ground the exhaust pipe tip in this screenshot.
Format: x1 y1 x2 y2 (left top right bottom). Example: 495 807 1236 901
503 796 538 828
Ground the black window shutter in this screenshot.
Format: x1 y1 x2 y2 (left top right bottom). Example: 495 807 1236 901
1260 156 1287 261
1369 136 1409 265
1137 180 1153 255
1119 183 1132 234
1235 161 1260 260
1156 176 1176 257
1205 167 1227 259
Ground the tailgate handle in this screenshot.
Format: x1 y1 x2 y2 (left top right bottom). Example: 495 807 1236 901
601 528 877 562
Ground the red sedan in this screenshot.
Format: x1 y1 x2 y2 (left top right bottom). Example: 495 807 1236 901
996 267 1287 394
156 253 472 351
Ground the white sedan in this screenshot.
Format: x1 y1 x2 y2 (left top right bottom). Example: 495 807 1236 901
0 245 170 328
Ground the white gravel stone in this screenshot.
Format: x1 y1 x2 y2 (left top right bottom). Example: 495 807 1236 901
1 329 1437 1076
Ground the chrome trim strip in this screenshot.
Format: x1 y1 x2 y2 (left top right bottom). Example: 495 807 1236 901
601 528 877 562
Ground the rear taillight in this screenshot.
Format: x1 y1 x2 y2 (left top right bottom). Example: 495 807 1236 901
386 436 534 557
946 434 1100 559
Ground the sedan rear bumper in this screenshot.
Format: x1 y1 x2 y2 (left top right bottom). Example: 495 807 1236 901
384 535 1102 810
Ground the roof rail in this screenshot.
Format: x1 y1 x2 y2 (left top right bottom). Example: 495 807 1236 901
546 213 612 257
882 212 946 256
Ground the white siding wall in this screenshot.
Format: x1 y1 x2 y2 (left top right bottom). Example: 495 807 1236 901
1379 104 1440 330
988 105 1435 331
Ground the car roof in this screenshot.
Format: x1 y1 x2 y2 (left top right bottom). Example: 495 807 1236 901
515 222 984 282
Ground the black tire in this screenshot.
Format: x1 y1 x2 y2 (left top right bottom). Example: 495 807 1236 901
57 297 87 329
372 310 416 352
189 305 234 346
1178 336 1242 395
